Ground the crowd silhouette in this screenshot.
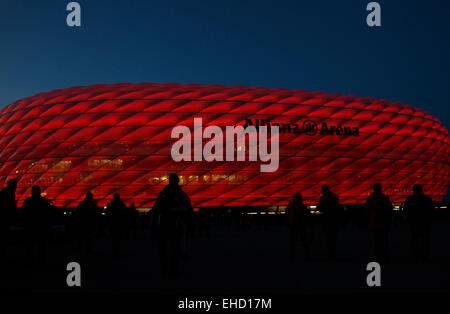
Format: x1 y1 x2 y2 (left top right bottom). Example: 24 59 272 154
0 175 443 278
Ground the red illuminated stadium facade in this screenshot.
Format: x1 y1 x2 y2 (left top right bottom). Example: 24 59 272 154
0 83 449 208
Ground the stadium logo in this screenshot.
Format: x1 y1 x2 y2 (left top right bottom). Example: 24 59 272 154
244 119 360 136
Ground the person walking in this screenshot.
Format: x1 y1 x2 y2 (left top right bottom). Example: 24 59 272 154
152 174 193 276
365 183 393 262
105 193 128 258
75 192 100 254
318 185 342 259
403 184 433 261
127 202 139 240
286 193 312 260
22 185 52 263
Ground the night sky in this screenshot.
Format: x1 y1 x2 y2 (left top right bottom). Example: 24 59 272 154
0 0 449 199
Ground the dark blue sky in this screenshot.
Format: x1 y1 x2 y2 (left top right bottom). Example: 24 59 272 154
0 0 449 198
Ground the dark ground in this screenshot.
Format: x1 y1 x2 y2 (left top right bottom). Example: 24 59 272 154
0 215 449 295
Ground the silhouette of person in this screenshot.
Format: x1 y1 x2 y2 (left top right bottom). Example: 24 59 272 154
365 183 393 262
0 179 17 261
105 193 128 258
286 193 311 260
127 202 139 240
403 184 433 261
22 185 51 263
317 185 342 259
152 173 193 276
75 192 100 254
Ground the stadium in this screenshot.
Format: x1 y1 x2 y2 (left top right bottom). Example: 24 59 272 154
0 83 449 209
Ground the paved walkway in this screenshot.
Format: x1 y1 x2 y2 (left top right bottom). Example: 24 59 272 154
1 218 449 294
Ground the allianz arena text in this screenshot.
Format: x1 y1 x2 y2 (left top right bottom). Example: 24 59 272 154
0 83 449 208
